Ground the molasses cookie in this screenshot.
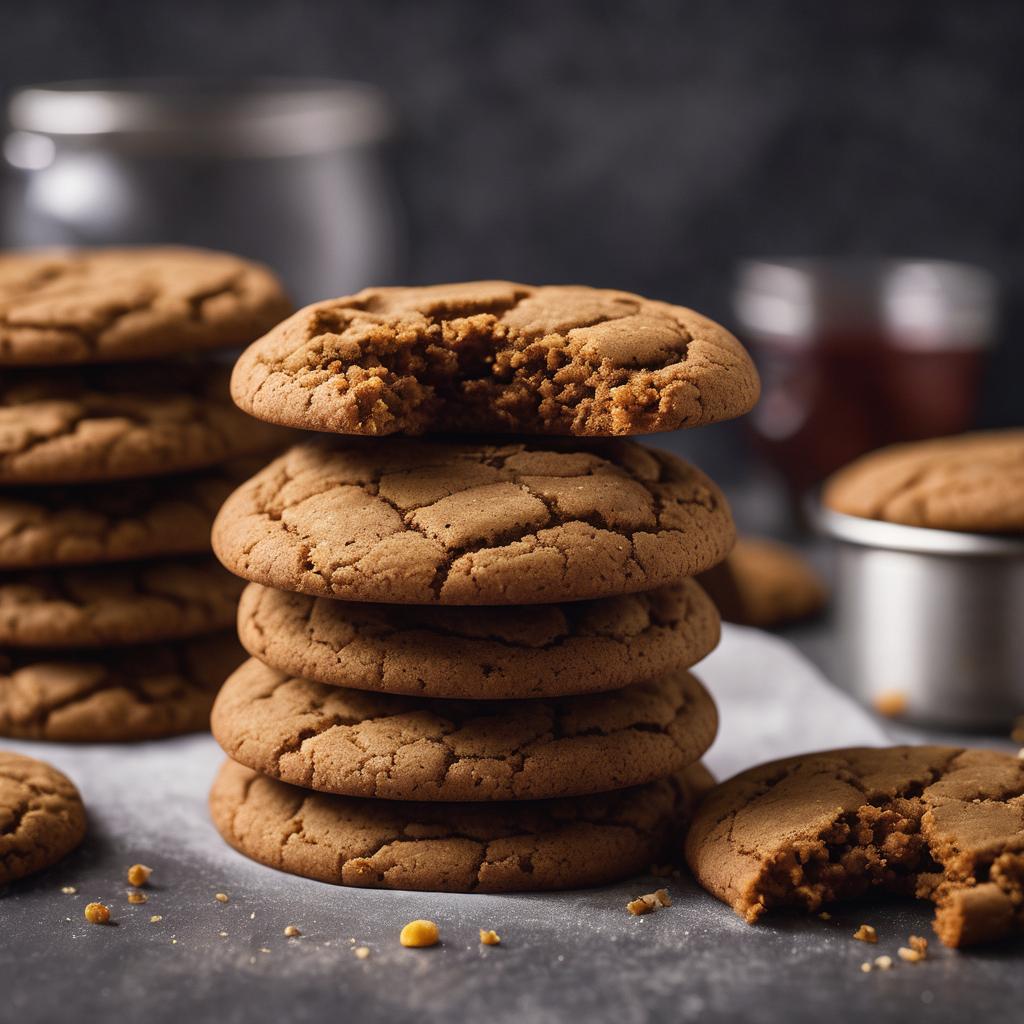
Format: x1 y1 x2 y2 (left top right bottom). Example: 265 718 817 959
0 632 243 742
0 750 87 883
823 429 1024 533
230 280 759 437
212 437 735 606
0 557 242 647
210 757 713 893
211 659 717 801
685 745 1024 948
236 579 719 699
0 246 290 366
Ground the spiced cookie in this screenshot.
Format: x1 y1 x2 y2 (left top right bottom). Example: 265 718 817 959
685 745 1024 948
823 429 1024 533
210 757 713 892
211 659 717 801
0 557 242 647
0 364 289 484
213 437 734 605
0 633 242 742
230 280 759 437
236 579 719 699
0 246 290 366
0 750 87 884
0 467 244 569
697 537 827 629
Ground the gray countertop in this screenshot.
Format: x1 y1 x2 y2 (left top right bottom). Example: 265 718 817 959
3 621 1020 1024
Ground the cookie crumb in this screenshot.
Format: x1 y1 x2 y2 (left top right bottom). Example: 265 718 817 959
874 955 893 970
127 891 148 905
479 929 501 946
150 915 163 923
819 912 832 921
218 931 228 938
127 864 152 887
898 946 925 963
250 911 256 920
259 947 270 954
860 962 872 973
84 902 110 925
284 925 301 937
852 924 878 944
400 920 440 948
873 691 907 717
627 888 672 916
61 886 77 895
214 892 229 903
354 946 371 959
909 935 928 955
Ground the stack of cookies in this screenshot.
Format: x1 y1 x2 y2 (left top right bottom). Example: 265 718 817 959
209 281 760 892
0 247 291 742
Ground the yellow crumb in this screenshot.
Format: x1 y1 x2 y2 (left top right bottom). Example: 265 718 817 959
83 902 110 925
214 893 229 903
150 915 163 923
860 962 872 973
898 946 924 963
479 929 501 946
127 891 148 905
127 864 152 887
874 955 893 970
627 888 672 916
354 946 371 959
400 919 440 948
284 925 301 937
61 885 77 895
909 935 928 955
219 931 228 938
852 924 878 943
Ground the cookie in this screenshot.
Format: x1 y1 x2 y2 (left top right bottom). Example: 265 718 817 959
684 745 1024 949
210 757 713 892
211 658 717 802
0 467 246 569
0 751 87 884
0 633 242 742
823 429 1024 533
0 364 290 485
697 537 827 629
237 578 719 700
230 280 759 437
0 557 243 647
212 437 735 606
0 246 290 366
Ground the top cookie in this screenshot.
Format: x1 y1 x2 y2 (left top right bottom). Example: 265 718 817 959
212 436 735 605
684 745 1024 949
0 247 291 366
230 280 760 437
1 750 87 884
823 430 1024 533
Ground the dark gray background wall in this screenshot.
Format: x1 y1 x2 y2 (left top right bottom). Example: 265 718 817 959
1 0 1021 422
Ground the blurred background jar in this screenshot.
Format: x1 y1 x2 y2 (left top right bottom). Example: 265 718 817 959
2 78 404 304
734 258 998 499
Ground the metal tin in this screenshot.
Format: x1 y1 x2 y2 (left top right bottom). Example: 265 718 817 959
816 505 1024 729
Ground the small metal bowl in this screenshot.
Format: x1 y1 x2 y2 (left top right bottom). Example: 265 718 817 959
816 505 1024 729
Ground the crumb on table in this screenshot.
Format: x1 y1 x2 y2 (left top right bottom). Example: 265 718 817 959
127 864 152 887
479 929 501 946
627 889 672 916
84 902 110 925
400 920 440 948
852 924 878 943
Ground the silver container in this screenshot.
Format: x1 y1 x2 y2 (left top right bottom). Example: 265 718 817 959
818 505 1024 729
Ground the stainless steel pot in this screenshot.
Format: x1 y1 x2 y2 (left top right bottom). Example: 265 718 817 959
817 505 1024 729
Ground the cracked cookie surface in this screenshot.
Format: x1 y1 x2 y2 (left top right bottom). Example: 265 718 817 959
0 633 242 742
0 750 86 884
210 757 713 892
237 578 719 699
697 537 827 629
211 659 717 801
684 745 1024 948
231 280 759 437
212 437 734 605
0 364 291 484
0 556 243 647
0 466 246 569
0 246 290 366
824 429 1024 533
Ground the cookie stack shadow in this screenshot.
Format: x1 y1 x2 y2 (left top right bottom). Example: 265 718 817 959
208 280 760 893
0 247 291 742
